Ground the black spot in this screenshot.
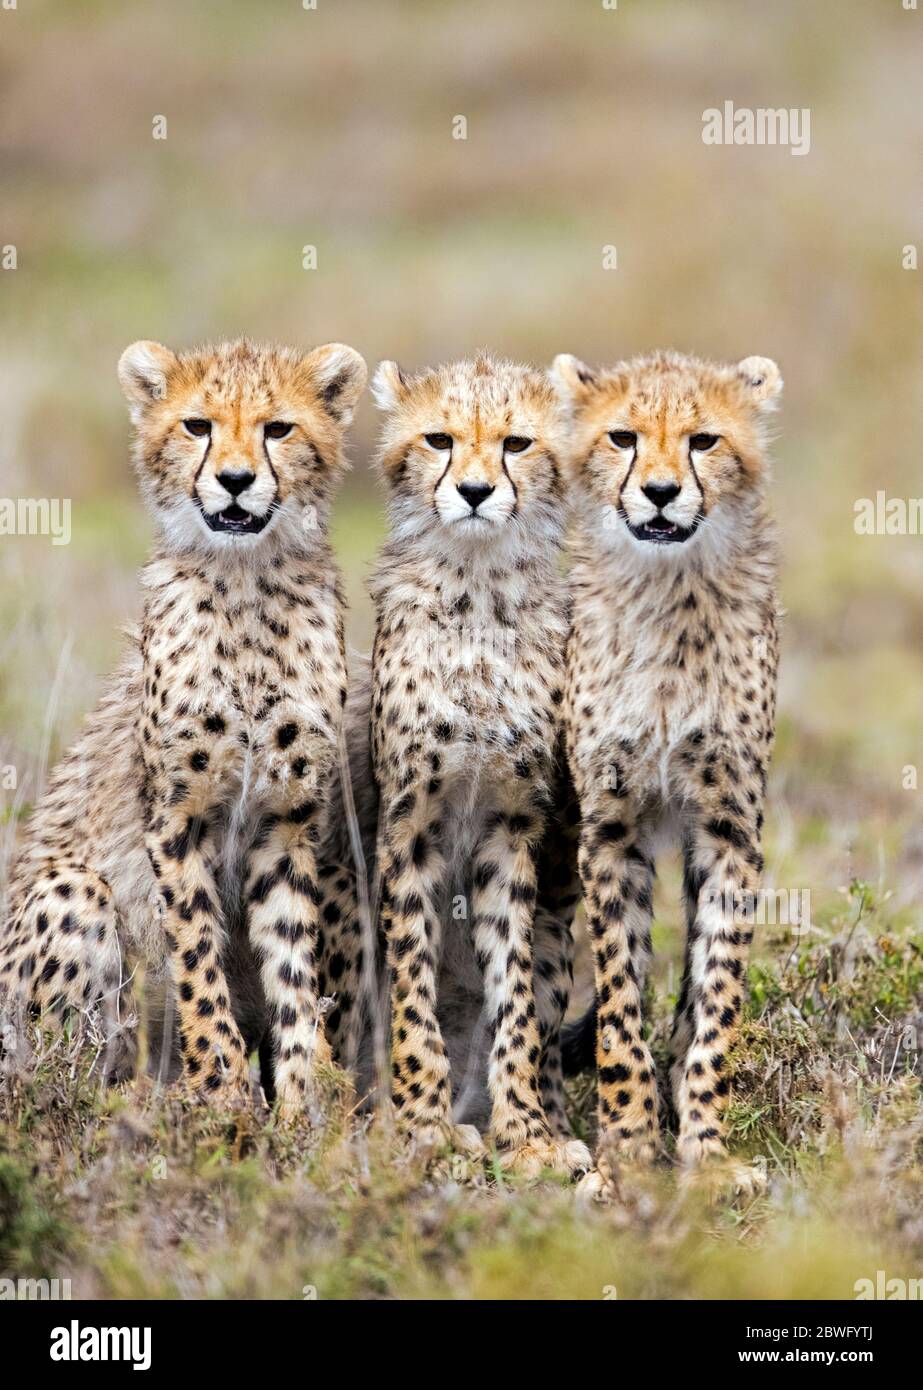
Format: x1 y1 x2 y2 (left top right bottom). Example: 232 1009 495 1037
598 821 627 843
707 817 749 851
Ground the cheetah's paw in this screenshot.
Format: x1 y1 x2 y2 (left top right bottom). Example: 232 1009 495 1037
574 1167 615 1206
498 1136 592 1181
679 1152 767 1202
574 1135 660 1206
408 1120 488 1164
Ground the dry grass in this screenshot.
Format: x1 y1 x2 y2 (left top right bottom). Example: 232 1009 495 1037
1 880 920 1301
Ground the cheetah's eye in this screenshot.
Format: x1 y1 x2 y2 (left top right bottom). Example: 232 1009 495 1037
183 419 211 437
689 433 719 452
503 436 532 453
424 433 453 451
264 422 294 440
609 430 637 450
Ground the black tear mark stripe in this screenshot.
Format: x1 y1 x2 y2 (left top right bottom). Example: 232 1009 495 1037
500 456 519 503
616 439 639 514
432 446 454 507
687 451 706 511
260 432 281 489
192 432 213 491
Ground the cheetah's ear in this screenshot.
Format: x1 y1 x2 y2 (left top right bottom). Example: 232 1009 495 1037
371 360 408 412
549 354 601 409
736 356 783 411
118 341 177 416
302 343 367 426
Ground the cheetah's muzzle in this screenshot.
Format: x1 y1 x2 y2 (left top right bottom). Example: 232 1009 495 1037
198 500 274 535
626 514 699 545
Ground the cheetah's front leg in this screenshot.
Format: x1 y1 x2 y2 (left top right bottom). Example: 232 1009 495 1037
472 809 590 1179
576 789 659 1167
246 723 338 1120
671 781 764 1185
147 810 249 1102
380 783 482 1158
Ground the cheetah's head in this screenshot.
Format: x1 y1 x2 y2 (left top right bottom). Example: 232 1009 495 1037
119 338 366 553
371 352 566 553
551 351 782 555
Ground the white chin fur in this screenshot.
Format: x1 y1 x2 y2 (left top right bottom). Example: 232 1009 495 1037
435 502 512 528
586 498 741 570
388 494 561 565
155 496 317 557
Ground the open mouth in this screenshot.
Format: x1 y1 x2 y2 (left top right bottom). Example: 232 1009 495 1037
197 500 273 535
626 514 698 545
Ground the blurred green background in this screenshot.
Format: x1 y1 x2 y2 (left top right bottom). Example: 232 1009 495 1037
1 0 921 952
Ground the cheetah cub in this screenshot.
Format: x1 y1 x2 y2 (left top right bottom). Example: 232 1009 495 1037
369 353 590 1177
0 338 367 1116
553 350 782 1192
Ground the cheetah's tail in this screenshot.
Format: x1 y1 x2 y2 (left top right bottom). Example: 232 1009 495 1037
560 1006 596 1076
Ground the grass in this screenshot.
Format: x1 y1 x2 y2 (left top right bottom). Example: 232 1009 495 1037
0 881 920 1300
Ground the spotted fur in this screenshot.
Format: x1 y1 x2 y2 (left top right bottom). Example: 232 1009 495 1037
317 650 582 1144
365 353 590 1175
553 350 782 1187
0 338 367 1116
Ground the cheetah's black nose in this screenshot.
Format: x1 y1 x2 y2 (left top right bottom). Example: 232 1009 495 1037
457 481 495 510
217 468 256 498
642 481 680 508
